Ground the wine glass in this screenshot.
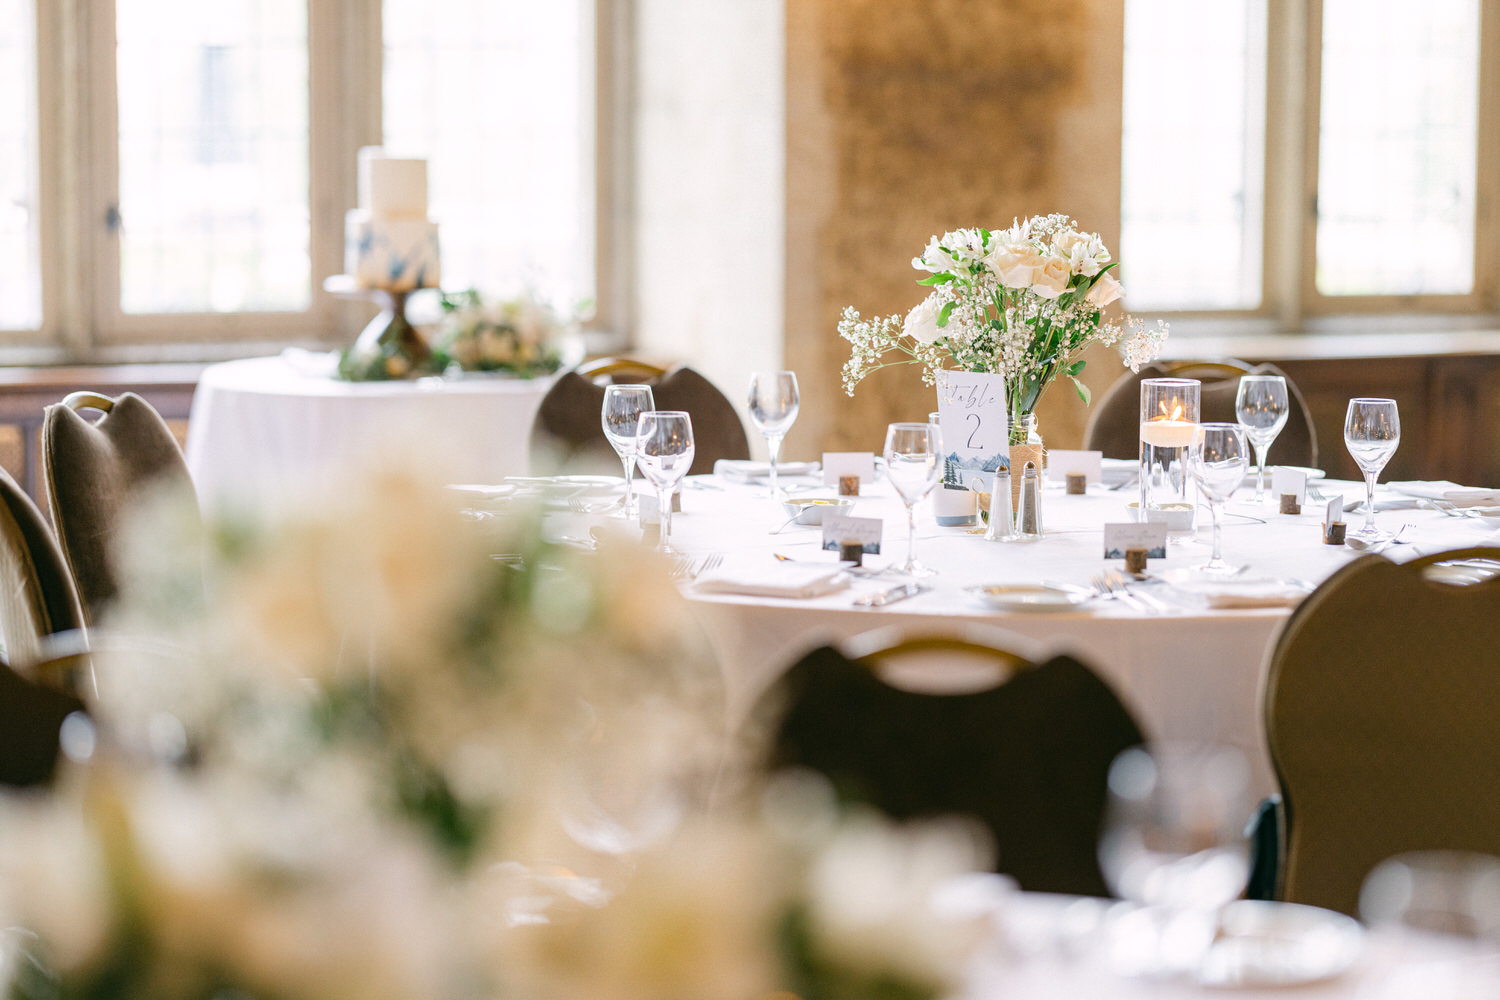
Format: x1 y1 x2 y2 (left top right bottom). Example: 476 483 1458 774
1099 742 1253 977
1234 375 1289 504
1344 398 1401 542
601 384 655 518
635 411 695 553
748 371 800 500
1189 423 1250 575
882 422 943 577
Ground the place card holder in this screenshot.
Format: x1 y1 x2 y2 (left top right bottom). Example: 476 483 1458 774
1066 473 1087 495
838 475 860 497
1280 493 1301 515
1124 548 1149 574
839 541 864 565
1322 494 1345 545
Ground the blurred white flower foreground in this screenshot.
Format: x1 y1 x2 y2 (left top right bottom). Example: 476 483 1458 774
0 468 991 1000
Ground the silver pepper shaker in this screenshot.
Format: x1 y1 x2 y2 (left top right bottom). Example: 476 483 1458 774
1016 462 1043 540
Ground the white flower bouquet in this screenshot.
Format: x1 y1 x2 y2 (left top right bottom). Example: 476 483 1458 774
431 289 575 377
840 215 1168 442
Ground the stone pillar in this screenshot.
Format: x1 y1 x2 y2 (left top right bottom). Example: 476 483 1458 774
785 0 1126 457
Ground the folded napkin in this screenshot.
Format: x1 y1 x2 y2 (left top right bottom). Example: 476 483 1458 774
713 459 821 483
1195 583 1311 609
1388 481 1500 506
694 562 849 599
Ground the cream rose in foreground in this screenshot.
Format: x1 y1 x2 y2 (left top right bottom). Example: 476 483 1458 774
989 239 1042 289
1030 253 1073 299
1086 270 1124 307
903 296 943 345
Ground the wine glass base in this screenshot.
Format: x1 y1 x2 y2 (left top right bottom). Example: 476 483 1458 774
895 559 937 579
1190 559 1246 577
1348 524 1391 543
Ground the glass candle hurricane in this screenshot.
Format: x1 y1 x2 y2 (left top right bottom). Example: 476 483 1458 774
1139 378 1202 535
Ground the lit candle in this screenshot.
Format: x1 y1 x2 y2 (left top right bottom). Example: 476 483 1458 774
1139 418 1198 447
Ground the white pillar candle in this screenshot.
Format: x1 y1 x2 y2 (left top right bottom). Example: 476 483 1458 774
1139 419 1198 447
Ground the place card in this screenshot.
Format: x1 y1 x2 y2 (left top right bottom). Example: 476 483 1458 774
822 512 882 554
935 371 1008 483
1271 466 1308 506
1324 494 1344 529
636 490 681 525
1104 522 1168 560
822 452 875 489
1047 449 1103 485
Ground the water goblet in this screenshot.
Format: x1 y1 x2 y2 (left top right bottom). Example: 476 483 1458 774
601 384 655 518
748 371 800 500
1189 423 1250 575
882 422 943 577
1099 742 1253 978
635 411 695 553
1234 375 1289 503
1344 398 1401 542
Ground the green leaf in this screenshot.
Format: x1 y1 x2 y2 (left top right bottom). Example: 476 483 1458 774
1070 374 1092 405
917 272 954 286
1064 359 1087 377
936 300 955 328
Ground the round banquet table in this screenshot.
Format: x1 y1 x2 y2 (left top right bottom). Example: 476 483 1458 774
545 469 1500 799
186 353 554 517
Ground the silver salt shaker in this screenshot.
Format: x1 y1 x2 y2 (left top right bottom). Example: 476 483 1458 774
1016 462 1043 540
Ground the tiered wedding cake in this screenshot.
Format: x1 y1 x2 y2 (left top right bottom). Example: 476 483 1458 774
345 147 441 292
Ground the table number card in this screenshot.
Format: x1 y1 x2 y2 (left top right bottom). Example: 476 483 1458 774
821 513 882 554
1324 494 1345 529
1103 522 1168 560
935 372 1008 491
1272 467 1309 505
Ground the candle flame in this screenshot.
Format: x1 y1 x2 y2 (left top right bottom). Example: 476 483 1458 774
1155 401 1184 421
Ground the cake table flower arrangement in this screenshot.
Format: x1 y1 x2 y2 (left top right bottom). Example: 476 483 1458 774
839 214 1168 444
428 288 576 379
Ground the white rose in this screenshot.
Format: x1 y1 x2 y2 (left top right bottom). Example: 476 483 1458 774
1051 229 1082 257
903 296 943 345
988 242 1041 289
1030 254 1072 299
1085 271 1124 307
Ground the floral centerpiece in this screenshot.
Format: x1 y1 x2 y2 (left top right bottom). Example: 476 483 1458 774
0 470 991 1000
429 289 575 378
839 214 1168 444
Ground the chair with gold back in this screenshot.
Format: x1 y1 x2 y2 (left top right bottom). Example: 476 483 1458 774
0 461 89 785
530 357 751 476
43 391 199 628
1262 547 1500 916
755 625 1144 897
1084 359 1319 468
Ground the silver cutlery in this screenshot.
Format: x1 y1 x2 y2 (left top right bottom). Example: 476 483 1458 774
853 581 929 607
1345 522 1415 553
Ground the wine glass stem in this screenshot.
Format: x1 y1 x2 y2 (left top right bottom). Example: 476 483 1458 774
905 503 917 571
658 484 673 552
1252 444 1268 501
1210 500 1224 563
766 433 783 499
1363 470 1379 533
621 454 636 515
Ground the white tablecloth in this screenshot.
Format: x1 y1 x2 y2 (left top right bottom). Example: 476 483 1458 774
186 354 554 516
567 472 1500 798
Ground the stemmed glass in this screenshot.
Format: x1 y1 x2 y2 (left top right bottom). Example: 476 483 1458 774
882 422 943 577
1344 398 1401 542
1098 742 1253 978
1189 423 1249 575
747 371 800 500
635 411 695 553
601 384 655 518
1234 375 1289 504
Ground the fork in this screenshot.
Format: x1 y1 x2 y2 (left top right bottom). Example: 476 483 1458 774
1088 569 1157 614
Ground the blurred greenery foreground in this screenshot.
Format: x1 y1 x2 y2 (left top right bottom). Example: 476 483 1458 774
0 468 994 1000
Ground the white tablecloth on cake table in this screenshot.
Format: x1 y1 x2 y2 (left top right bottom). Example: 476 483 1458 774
186 354 554 516
546 471 1500 798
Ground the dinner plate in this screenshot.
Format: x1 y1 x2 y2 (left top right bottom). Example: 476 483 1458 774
965 583 1089 613
502 475 621 499
446 483 518 501
1196 900 1364 988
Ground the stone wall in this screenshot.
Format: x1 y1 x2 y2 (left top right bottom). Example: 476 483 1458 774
784 0 1126 458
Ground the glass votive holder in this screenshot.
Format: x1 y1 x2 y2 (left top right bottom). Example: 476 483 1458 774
1139 378 1201 534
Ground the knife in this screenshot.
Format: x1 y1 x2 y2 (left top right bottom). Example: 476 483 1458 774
854 582 930 607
